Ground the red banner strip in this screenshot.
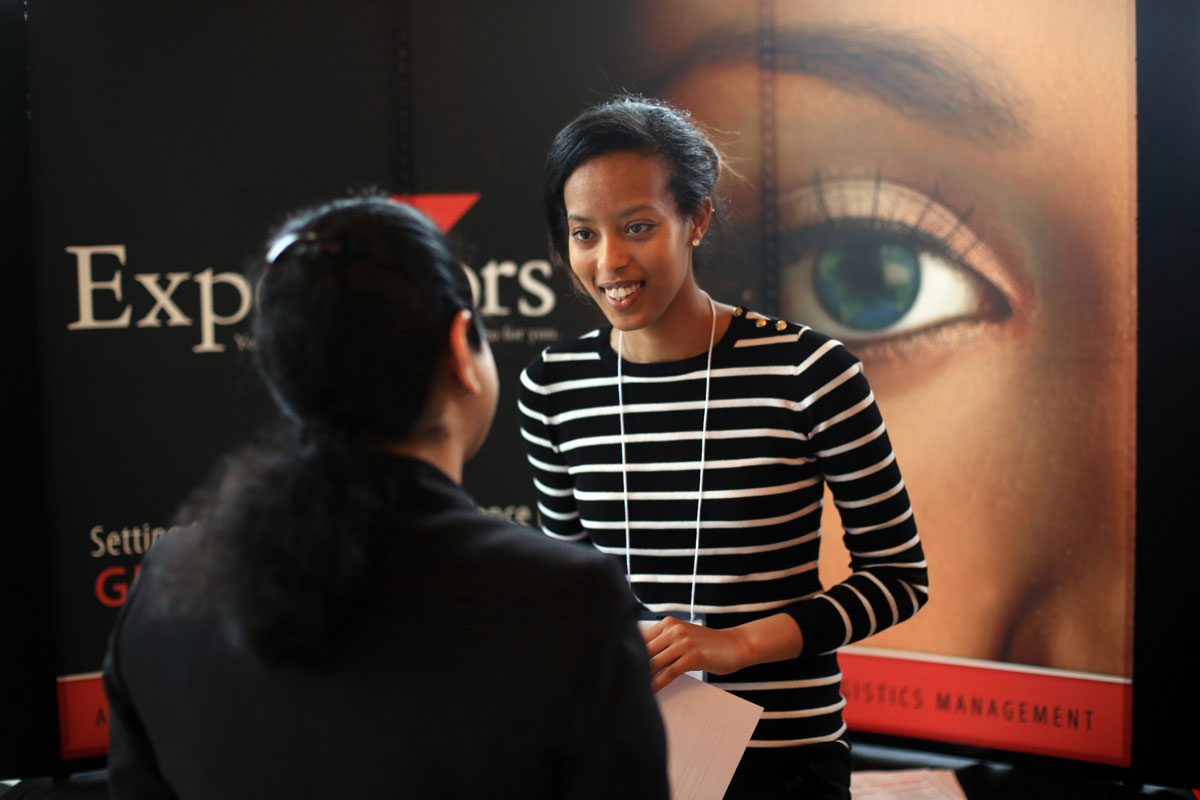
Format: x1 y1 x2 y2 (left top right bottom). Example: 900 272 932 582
56 673 109 760
839 648 1132 766
57 650 1133 766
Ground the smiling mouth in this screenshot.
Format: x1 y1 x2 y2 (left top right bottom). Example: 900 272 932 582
603 282 643 300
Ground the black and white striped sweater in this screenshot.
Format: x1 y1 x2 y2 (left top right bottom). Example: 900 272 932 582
518 309 929 748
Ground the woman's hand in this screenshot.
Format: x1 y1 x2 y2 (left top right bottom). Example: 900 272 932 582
642 613 805 692
643 617 749 692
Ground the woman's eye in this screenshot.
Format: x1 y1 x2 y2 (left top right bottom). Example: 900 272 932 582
570 229 594 242
779 177 1010 348
781 222 1008 343
626 222 654 235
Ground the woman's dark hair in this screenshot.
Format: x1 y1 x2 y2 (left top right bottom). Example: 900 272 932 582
257 195 480 439
173 195 480 665
544 95 722 271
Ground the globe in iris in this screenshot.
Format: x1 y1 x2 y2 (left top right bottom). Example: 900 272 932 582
812 237 921 331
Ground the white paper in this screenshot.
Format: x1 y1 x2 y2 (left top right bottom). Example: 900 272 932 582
653 675 763 800
850 769 968 800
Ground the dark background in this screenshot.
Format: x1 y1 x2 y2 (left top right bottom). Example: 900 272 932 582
2 0 1198 790
1131 0 1200 787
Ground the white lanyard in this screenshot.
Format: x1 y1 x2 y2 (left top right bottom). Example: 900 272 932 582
617 294 716 624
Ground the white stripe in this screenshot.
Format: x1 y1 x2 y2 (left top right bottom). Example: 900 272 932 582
817 594 853 650
816 422 885 458
533 395 798 426
792 338 842 379
542 527 588 542
761 698 846 719
561 427 808 453
574 477 817 502
536 503 578 522
850 532 922 559
871 561 927 570
519 426 556 451
630 560 817 584
710 673 841 691
525 364 801 396
843 506 913 534
826 452 895 483
845 582 877 638
543 351 601 362
860 571 899 627
526 454 570 474
748 722 847 748
810 391 874 436
795 363 861 411
913 583 929 594
532 478 572 498
640 592 820 616
516 398 550 425
594 530 818 557
834 478 905 509
581 499 822 530
639 365 799 382
571 455 814 474
519 369 613 396
733 332 801 348
899 580 919 613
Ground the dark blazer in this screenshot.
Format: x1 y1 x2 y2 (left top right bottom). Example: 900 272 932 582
103 456 668 799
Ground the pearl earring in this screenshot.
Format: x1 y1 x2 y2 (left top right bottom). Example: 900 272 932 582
692 238 701 246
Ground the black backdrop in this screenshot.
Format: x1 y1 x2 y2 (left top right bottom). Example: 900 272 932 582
3 0 57 780
2 0 1198 788
1131 0 1200 786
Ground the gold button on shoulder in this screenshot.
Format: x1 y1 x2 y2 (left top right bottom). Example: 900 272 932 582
775 320 787 331
733 306 745 317
755 318 767 328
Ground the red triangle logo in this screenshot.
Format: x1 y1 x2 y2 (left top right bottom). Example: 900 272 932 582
390 193 480 233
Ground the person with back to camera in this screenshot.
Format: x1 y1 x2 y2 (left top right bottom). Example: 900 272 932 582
102 196 669 800
519 96 930 799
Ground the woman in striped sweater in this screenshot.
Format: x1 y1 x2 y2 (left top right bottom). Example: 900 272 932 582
519 96 929 799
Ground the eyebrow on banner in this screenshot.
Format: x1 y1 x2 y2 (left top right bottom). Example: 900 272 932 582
649 24 1029 144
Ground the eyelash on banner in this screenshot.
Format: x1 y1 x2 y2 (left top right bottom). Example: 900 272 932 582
778 174 1011 346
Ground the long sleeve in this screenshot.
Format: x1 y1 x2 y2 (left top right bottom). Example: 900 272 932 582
782 341 929 656
519 354 589 543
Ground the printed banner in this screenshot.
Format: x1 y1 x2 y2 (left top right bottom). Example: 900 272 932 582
61 647 1133 766
29 0 1139 770
840 648 1132 766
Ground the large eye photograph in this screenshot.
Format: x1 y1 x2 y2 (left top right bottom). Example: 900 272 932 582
780 176 1010 354
646 0 1137 764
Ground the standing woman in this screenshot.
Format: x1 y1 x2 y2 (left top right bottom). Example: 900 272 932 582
103 196 668 799
519 97 929 799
